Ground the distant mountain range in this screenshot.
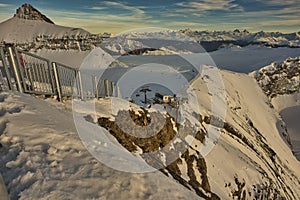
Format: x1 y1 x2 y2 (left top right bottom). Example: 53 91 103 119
181 29 300 51
0 4 299 53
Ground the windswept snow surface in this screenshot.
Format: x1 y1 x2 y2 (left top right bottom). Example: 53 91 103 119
0 92 200 200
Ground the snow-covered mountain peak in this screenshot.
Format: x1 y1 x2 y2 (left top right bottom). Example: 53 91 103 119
14 3 54 24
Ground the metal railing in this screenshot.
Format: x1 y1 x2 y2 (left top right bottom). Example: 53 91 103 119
18 49 55 95
0 47 17 91
55 62 79 97
0 45 115 101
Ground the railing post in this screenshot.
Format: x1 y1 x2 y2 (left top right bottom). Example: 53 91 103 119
104 79 109 97
48 61 56 95
0 47 12 90
52 62 62 101
77 71 84 100
13 47 27 90
93 76 98 99
7 46 23 93
110 81 114 97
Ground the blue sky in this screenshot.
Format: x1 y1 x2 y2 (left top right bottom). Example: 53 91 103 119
0 0 299 34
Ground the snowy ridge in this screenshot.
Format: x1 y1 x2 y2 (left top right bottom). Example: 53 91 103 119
193 69 299 199
0 16 108 51
0 4 109 51
0 17 90 44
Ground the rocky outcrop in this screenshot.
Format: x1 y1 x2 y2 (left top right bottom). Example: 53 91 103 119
14 3 54 24
98 108 220 199
252 57 300 98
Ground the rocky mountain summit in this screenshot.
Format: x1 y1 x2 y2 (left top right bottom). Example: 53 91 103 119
251 57 300 98
0 3 110 51
14 3 54 24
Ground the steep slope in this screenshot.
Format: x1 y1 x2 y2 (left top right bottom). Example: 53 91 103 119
95 66 300 199
251 57 300 160
204 69 299 199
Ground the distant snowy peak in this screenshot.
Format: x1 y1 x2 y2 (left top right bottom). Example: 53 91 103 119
14 3 54 24
251 57 300 98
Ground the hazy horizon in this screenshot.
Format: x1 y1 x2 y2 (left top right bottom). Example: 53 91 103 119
0 0 299 34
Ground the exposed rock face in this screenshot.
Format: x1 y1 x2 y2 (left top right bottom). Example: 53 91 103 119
252 57 300 98
14 3 54 24
98 108 220 199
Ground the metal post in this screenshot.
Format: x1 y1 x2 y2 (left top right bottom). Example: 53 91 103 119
115 83 121 98
77 71 84 100
110 81 114 97
0 47 12 90
13 47 27 90
104 79 109 97
8 47 23 93
94 76 98 99
52 62 62 101
48 61 56 95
